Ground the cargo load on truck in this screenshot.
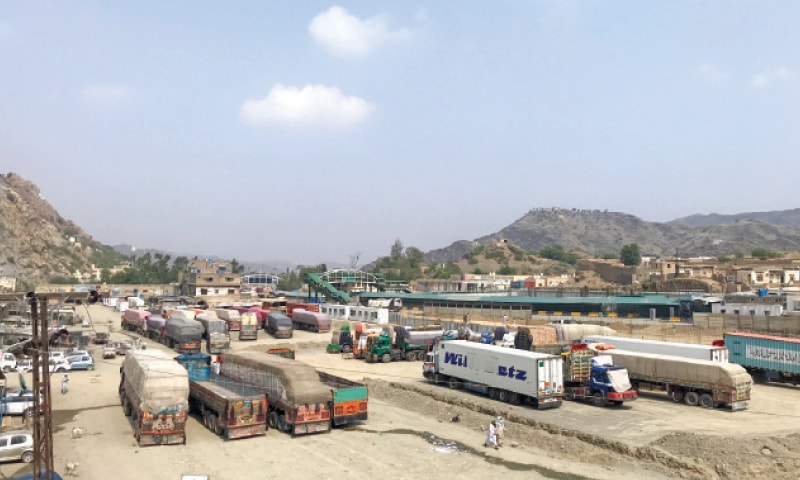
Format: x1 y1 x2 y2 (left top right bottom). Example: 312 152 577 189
163 317 203 353
552 324 616 345
145 315 166 341
214 308 241 331
220 351 331 435
120 350 189 446
594 346 751 411
266 311 293 339
196 313 230 354
123 309 149 335
582 335 729 362
560 345 637 406
239 312 259 341
424 340 563 409
724 331 800 385
291 309 332 333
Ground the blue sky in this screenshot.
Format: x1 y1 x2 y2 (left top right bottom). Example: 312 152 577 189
2 2 799 267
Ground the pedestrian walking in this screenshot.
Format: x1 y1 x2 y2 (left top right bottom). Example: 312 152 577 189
502 314 508 327
61 373 69 395
496 417 506 446
484 419 499 449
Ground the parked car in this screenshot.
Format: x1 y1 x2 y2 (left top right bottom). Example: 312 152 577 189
114 341 132 356
0 390 41 417
67 355 94 371
103 346 116 359
0 431 34 463
93 332 109 344
49 359 70 373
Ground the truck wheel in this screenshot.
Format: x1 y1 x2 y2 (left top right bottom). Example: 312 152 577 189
268 411 279 429
488 388 498 400
508 392 522 405
698 394 714 409
671 390 684 403
123 399 132 416
381 353 391 363
591 393 606 408
343 345 352 354
684 391 700 406
447 377 461 389
22 451 34 463
498 390 509 402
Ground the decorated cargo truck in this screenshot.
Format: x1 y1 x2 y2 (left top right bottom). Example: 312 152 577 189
120 350 189 446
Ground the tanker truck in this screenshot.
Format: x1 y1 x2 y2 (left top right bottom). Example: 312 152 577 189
119 350 189 446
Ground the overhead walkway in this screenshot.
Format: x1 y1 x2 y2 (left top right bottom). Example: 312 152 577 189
305 273 351 304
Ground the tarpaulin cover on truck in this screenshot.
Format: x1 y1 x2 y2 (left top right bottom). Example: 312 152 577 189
606 367 632 393
123 350 189 413
165 317 204 342
220 351 330 407
607 349 751 387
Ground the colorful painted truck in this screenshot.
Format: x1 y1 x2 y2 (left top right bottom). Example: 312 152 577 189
122 309 149 335
265 348 368 427
424 340 564 409
364 331 428 363
120 350 189 446
220 351 331 436
724 332 800 385
581 335 729 363
163 316 203 353
239 312 259 341
594 347 752 411
265 311 293 339
196 313 230 354
176 353 267 440
291 309 332 333
214 308 241 331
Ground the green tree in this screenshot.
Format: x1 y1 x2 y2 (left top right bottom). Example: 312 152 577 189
497 265 517 275
751 247 778 259
100 268 111 283
620 244 642 266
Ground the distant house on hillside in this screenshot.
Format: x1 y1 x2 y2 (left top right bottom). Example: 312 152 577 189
180 259 241 297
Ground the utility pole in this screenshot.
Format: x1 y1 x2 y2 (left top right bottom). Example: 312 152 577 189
29 293 55 479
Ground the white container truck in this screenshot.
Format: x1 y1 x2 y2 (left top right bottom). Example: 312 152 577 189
424 340 563 409
581 335 729 363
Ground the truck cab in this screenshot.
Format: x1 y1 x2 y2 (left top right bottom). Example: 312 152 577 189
563 347 637 407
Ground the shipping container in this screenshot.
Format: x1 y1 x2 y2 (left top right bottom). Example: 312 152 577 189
724 331 800 385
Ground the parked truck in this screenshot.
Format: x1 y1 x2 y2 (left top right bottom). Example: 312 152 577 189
122 309 149 335
196 313 231 354
265 348 368 427
265 311 293 339
592 346 752 411
145 315 166 341
239 312 259 341
560 344 637 406
365 330 428 363
220 351 331 436
291 309 332 333
163 316 203 353
176 353 268 439
724 331 800 385
581 335 729 362
120 350 189 446
424 340 563 409
214 308 241 331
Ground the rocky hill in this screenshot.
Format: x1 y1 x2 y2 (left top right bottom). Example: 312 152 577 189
0 172 122 288
669 208 800 228
424 208 800 264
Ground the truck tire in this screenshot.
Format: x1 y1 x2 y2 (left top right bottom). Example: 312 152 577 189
671 390 684 403
488 388 499 400
508 392 522 405
342 345 352 354
698 393 714 409
591 392 606 408
268 411 279 429
684 391 700 406
498 390 509 403
381 353 391 363
447 377 461 389
123 399 132 416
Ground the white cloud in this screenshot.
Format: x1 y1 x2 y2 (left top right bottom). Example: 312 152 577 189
308 6 411 58
752 67 796 89
239 84 375 130
81 85 133 108
696 64 730 84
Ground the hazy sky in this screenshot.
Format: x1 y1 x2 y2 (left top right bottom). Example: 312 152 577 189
2 2 799 267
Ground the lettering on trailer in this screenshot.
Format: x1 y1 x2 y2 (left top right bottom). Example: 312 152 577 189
746 345 800 366
443 352 468 367
498 365 528 381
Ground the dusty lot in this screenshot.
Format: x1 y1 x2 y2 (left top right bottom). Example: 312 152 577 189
2 305 800 480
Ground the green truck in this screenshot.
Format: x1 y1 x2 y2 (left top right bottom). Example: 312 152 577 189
364 331 428 363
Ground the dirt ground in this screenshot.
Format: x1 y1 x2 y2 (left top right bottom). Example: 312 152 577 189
2 305 800 480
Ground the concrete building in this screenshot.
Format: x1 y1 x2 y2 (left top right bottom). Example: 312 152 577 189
182 259 241 297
